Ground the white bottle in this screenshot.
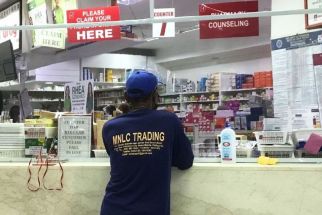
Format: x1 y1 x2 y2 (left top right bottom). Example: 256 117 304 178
220 121 237 163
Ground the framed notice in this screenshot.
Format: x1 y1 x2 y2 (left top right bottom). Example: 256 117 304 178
58 115 92 159
305 0 322 29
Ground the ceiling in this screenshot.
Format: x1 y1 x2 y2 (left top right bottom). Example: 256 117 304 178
128 0 272 70
0 0 15 8
1 0 273 71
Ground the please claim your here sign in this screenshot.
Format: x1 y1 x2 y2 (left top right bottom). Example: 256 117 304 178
67 6 121 43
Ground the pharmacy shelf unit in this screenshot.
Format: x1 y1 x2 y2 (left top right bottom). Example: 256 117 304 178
160 87 273 112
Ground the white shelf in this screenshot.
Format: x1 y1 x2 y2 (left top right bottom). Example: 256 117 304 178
0 80 67 92
28 90 64 93
9 98 63 103
95 96 123 99
96 102 123 106
160 91 219 97
221 87 273 93
174 109 217 112
30 99 63 102
223 98 249 101
94 82 125 87
182 100 220 103
0 80 126 92
160 100 220 105
159 102 181 105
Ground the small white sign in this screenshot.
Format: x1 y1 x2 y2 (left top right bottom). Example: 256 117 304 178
153 8 175 38
0 2 20 50
58 115 92 159
64 80 94 114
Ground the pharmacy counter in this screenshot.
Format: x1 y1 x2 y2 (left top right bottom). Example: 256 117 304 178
0 161 322 215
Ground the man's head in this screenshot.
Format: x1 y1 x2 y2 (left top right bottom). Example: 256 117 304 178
125 70 159 109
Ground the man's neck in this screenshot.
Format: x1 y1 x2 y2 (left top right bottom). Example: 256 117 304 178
131 102 152 111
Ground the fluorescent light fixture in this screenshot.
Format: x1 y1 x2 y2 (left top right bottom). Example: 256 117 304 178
117 0 143 5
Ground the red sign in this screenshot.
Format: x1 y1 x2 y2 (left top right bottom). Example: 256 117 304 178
67 6 121 43
199 1 259 39
313 53 322 66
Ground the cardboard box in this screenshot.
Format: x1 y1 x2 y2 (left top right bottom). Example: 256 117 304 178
25 119 56 127
235 116 241 130
97 120 108 150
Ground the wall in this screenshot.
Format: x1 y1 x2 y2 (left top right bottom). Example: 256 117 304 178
271 0 318 39
82 54 149 69
29 60 80 82
81 54 168 82
173 57 272 84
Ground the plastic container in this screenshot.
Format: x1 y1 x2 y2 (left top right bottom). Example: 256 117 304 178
192 143 218 158
0 149 25 158
258 144 294 158
295 149 322 158
220 122 237 163
254 131 288 145
93 150 109 158
291 129 322 144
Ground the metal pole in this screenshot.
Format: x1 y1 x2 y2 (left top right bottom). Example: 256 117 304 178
0 8 322 30
150 0 154 18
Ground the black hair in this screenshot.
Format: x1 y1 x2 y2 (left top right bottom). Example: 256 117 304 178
65 86 70 99
118 103 130 114
105 105 116 115
125 89 159 110
88 82 93 96
9 105 20 123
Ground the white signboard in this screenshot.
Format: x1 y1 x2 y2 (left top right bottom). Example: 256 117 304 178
27 0 65 49
58 115 92 158
153 8 175 38
0 2 20 50
64 80 94 114
306 0 322 27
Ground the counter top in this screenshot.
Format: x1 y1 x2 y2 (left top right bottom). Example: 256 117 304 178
1 158 322 215
0 158 322 171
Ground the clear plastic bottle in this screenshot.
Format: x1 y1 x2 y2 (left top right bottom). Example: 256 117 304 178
220 120 237 163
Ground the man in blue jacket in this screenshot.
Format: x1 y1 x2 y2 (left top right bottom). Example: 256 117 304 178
101 70 194 215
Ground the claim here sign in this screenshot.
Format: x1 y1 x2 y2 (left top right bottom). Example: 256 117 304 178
67 6 121 43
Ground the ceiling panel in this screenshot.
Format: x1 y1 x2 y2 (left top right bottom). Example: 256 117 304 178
0 0 16 9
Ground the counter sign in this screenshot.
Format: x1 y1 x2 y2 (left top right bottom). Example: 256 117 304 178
153 8 175 38
67 6 121 43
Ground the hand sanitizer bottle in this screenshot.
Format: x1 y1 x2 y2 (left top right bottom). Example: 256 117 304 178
220 120 237 163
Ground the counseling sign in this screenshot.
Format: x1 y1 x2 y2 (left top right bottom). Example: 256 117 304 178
199 1 259 39
67 6 121 43
58 115 92 158
64 80 94 114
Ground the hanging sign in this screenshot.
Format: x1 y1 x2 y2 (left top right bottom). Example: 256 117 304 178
0 2 20 50
67 6 121 43
58 115 92 158
64 80 94 114
199 1 259 39
27 0 66 49
152 8 175 38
